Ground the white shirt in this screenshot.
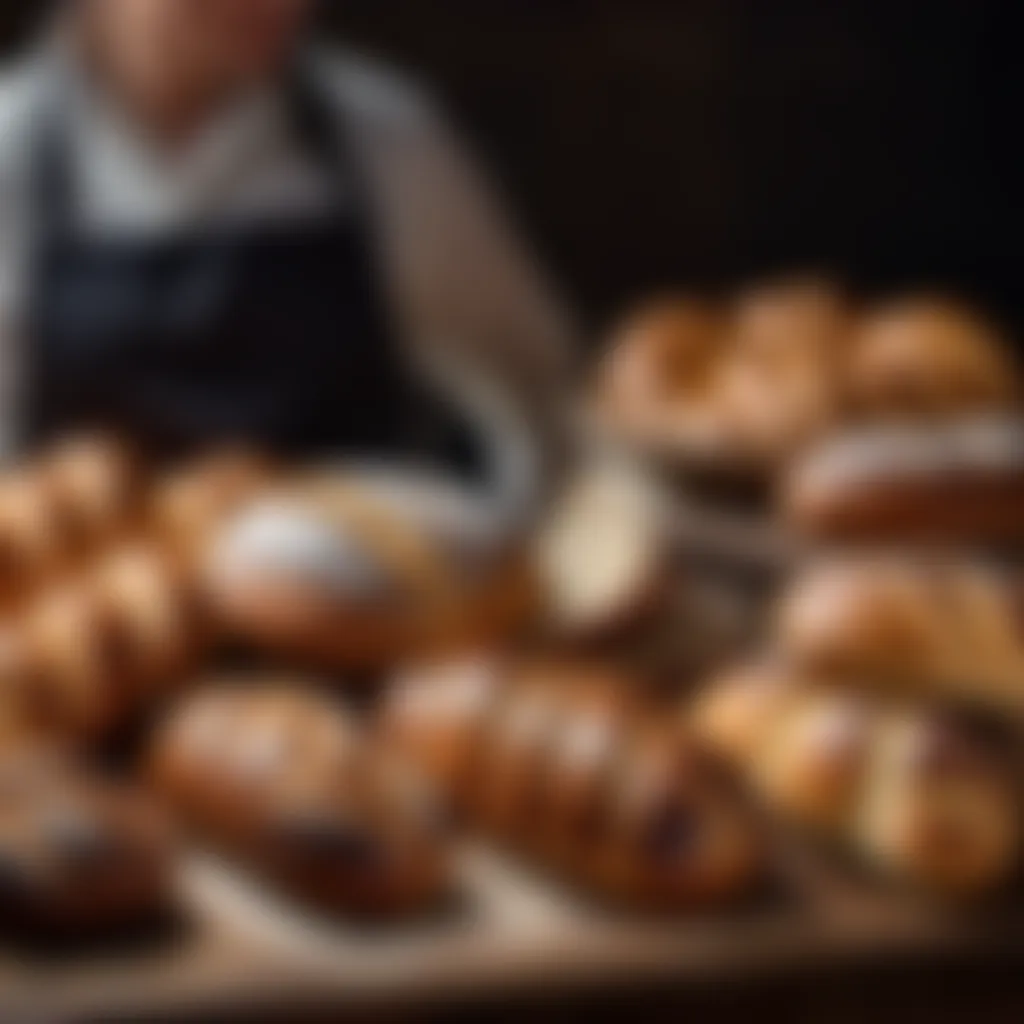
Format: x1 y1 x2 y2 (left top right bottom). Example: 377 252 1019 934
0 43 574 461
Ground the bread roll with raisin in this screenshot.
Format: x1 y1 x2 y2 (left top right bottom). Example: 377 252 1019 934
150 681 450 916
692 665 1020 896
383 657 763 909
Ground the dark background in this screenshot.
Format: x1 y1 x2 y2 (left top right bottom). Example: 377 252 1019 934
3 1 1022 339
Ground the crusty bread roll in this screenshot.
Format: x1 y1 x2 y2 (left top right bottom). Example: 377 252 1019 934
598 296 725 407
1 546 204 743
846 297 1019 420
595 281 851 474
691 665 1020 896
149 681 450 916
782 417 1024 543
0 751 174 935
40 435 140 551
383 656 763 909
594 296 737 461
774 558 1024 711
203 472 536 671
0 435 139 607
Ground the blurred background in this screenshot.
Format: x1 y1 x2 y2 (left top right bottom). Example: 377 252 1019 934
8 0 1019 338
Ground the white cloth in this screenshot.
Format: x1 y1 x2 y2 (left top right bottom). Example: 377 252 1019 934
0 42 574 460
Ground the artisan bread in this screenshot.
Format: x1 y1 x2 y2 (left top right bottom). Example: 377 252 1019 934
203 471 536 671
383 656 763 909
782 417 1024 543
150 681 450 916
691 664 1020 896
774 557 1024 711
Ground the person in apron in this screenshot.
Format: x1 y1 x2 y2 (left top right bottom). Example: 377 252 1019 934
29 60 425 463
0 0 571 519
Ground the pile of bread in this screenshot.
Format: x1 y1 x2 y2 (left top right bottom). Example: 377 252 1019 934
0 435 767 942
3 280 1023 949
583 279 1024 900
595 282 1024 544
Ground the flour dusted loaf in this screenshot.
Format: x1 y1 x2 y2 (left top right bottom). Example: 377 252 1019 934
203 471 536 671
782 416 1024 544
383 657 763 909
149 680 450 916
691 664 1020 897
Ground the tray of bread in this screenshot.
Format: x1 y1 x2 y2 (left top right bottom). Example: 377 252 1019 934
2 281 1024 1019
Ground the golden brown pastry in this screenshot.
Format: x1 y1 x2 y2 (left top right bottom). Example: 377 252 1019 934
1 545 204 743
691 664 1020 896
774 557 1024 711
782 417 1024 543
40 435 140 551
730 278 852 366
383 657 762 909
0 473 65 607
0 435 139 607
598 296 725 406
594 296 734 458
203 473 536 671
149 681 450 916
846 297 1019 420
595 281 851 473
0 751 174 935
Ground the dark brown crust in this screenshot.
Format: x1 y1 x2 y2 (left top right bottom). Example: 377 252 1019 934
0 755 174 936
382 658 763 910
787 474 1024 543
149 682 451 917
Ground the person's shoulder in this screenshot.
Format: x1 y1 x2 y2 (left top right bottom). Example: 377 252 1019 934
307 45 442 137
0 57 47 183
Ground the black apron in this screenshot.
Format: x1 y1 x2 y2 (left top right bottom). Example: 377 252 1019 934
26 60 458 465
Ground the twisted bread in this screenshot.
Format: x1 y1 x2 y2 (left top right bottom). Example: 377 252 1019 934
691 664 1020 896
382 657 763 909
149 681 449 916
775 558 1024 711
0 545 205 743
0 750 174 935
